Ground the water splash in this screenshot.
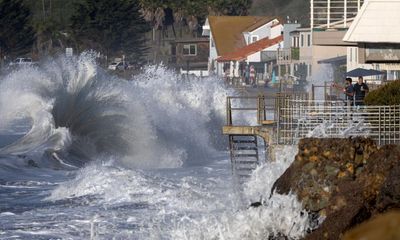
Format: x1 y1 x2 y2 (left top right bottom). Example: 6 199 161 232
0 53 229 168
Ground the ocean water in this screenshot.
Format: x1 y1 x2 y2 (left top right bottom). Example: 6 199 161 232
0 54 309 239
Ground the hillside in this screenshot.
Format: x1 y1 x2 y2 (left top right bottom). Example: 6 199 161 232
250 0 310 26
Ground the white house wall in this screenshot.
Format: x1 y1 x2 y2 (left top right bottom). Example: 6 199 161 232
248 43 281 63
249 25 271 43
271 25 284 38
209 32 218 72
343 0 400 44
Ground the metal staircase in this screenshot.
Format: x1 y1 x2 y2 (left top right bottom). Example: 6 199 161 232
229 135 260 181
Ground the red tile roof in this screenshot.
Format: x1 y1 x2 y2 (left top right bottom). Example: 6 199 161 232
217 35 283 62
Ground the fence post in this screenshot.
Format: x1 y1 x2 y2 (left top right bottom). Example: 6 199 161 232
257 95 265 125
226 97 232 125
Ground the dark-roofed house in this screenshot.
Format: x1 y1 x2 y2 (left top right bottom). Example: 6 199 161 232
202 16 284 85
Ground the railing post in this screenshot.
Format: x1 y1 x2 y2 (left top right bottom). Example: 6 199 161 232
226 97 232 125
311 84 315 101
257 95 265 125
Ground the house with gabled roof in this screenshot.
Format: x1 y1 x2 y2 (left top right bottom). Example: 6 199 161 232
202 16 284 85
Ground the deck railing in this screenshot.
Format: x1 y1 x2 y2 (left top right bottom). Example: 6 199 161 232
225 93 308 126
278 100 400 145
225 94 400 146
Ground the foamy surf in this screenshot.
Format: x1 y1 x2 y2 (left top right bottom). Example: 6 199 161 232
0 54 310 239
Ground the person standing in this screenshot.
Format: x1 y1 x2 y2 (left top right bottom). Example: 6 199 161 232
343 77 354 106
353 76 369 106
249 65 256 86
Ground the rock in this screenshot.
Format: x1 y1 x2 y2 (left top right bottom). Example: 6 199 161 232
272 137 400 239
342 210 400 240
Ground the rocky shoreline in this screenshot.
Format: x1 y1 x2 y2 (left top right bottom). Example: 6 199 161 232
271 137 400 239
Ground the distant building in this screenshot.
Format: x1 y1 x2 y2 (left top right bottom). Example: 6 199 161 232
311 0 364 82
202 16 284 85
343 0 400 82
171 38 209 77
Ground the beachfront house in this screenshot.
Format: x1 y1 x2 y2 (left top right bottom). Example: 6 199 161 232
289 28 313 82
202 16 284 85
275 24 314 89
343 0 400 82
171 38 209 77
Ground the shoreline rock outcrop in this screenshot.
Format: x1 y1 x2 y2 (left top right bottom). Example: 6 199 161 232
272 137 400 239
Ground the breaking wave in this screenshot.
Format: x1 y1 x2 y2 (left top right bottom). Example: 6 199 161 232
0 53 229 169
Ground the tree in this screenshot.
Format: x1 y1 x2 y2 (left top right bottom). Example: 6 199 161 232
138 0 252 30
0 0 35 60
70 0 150 64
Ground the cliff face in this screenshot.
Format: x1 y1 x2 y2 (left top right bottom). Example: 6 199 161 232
272 137 400 240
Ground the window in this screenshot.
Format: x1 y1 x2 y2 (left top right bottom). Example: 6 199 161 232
300 34 304 47
183 44 197 56
307 34 311 47
350 48 352 62
251 35 259 43
355 48 358 62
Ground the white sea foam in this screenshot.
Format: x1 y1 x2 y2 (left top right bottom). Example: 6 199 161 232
0 54 309 239
0 53 230 168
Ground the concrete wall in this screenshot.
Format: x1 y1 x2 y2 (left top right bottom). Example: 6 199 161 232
313 31 357 46
312 45 347 79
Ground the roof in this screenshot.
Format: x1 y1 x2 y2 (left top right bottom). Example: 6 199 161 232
208 16 277 56
217 35 283 62
317 55 347 65
343 0 400 43
243 17 280 33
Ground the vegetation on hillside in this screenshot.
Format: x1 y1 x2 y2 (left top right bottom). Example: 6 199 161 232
365 80 400 105
70 0 150 64
0 0 35 59
250 0 310 25
0 0 309 64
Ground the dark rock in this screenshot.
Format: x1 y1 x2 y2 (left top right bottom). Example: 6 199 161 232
271 137 400 239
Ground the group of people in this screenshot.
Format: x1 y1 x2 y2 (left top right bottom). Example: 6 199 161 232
340 76 369 106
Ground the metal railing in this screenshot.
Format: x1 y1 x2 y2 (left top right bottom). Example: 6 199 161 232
225 94 400 146
225 93 309 126
277 100 400 145
311 0 364 29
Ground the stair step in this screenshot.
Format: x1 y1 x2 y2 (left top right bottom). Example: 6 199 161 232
232 140 257 144
233 154 258 158
234 146 258 150
235 160 258 164
236 167 256 174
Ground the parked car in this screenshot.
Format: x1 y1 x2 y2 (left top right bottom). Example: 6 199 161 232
108 62 126 70
9 58 33 66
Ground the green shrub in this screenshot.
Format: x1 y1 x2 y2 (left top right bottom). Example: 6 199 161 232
365 80 400 105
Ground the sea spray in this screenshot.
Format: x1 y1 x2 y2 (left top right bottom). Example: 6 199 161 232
0 53 230 168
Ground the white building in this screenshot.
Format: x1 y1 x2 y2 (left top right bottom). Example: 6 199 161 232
343 0 400 81
202 16 284 83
